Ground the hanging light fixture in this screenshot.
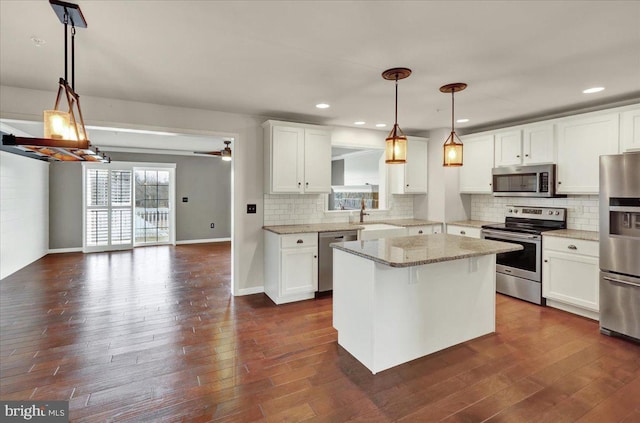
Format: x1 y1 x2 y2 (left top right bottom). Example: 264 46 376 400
440 82 467 167
1 0 108 162
382 67 412 164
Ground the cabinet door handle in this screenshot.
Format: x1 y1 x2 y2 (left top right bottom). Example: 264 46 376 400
297 239 304 244
406 184 409 187
516 154 520 158
314 255 317 259
306 182 309 186
558 181 562 185
567 245 577 250
418 230 423 234
298 182 301 187
525 154 529 157
460 230 466 235
544 259 548 262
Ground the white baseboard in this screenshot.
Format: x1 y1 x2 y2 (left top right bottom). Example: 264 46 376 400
48 247 83 254
236 286 265 296
176 238 231 245
546 299 599 321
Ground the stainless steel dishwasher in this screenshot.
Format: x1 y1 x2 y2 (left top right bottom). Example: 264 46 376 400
318 230 358 293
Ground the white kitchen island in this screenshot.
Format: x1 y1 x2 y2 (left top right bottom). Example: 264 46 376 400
331 233 522 374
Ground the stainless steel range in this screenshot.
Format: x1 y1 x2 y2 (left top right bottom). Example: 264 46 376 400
481 206 567 305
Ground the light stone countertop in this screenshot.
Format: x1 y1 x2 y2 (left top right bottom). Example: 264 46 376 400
446 220 500 228
377 218 442 227
262 219 444 234
331 233 523 268
262 223 364 234
544 229 599 241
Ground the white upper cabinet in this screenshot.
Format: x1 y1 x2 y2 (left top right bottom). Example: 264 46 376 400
390 137 428 194
459 134 494 193
494 125 555 167
303 128 332 193
494 130 523 166
523 124 555 164
264 121 331 194
621 108 640 152
556 113 619 194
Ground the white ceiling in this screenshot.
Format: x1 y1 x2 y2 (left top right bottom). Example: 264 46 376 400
1 1 639 138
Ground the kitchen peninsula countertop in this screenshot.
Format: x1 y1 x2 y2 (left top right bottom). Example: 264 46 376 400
446 220 500 228
543 229 599 241
262 219 443 235
331 233 522 268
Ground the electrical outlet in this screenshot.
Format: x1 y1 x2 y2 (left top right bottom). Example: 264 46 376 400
210 223 215 229
247 204 257 214
182 197 188 202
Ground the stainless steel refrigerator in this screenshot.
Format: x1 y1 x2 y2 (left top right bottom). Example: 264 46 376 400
599 152 640 341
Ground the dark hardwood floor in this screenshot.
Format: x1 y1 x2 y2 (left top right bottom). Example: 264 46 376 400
1 243 639 422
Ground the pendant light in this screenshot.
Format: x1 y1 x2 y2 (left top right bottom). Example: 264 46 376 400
440 82 467 167
45 0 89 143
1 0 109 162
382 67 412 164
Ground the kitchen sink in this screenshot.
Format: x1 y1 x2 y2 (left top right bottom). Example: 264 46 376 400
358 223 406 241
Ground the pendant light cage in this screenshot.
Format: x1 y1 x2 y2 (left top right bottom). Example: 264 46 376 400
382 67 411 164
440 82 467 167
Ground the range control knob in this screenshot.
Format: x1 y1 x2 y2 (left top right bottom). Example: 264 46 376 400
513 209 518 214
508 208 513 213
548 210 553 215
555 211 560 215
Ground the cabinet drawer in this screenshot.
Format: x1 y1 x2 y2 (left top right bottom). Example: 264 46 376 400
544 236 598 257
281 233 318 248
446 225 482 239
406 225 436 236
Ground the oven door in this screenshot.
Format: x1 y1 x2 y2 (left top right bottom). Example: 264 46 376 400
482 229 542 282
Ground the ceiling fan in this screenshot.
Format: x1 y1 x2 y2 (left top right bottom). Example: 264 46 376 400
196 140 232 161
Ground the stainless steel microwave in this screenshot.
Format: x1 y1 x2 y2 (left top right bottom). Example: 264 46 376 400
492 164 563 197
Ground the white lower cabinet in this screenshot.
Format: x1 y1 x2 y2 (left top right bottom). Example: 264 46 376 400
446 224 482 239
406 224 443 236
542 236 599 320
264 231 318 304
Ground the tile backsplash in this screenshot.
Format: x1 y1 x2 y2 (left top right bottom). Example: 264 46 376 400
471 195 599 232
264 194 414 226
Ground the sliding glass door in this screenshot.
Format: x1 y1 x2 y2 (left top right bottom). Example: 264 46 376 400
134 169 172 245
83 163 175 252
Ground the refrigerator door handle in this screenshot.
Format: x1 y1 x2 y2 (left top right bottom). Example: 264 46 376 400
603 276 640 288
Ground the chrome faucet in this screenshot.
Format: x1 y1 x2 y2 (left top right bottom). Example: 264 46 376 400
359 198 369 223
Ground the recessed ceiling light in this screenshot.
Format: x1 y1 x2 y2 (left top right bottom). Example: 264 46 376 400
456 118 469 123
315 103 330 109
354 121 365 125
583 87 605 94
30 36 46 47
375 123 387 128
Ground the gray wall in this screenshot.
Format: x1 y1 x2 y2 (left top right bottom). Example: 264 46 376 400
48 153 231 249
49 162 82 249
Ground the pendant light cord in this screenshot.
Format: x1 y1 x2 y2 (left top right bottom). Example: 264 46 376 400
63 12 68 84
62 9 76 90
451 90 455 133
71 25 76 91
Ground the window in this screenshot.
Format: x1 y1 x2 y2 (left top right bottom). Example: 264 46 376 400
84 166 133 251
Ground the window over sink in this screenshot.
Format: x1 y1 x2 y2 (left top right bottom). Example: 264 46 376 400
328 147 387 210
